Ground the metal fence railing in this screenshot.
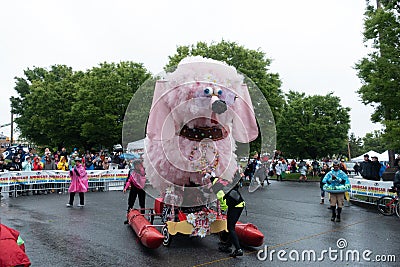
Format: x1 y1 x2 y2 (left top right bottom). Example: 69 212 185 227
0 169 128 198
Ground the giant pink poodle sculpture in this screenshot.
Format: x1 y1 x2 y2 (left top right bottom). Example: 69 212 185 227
144 56 258 206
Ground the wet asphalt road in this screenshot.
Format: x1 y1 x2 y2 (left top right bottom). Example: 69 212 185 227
1 181 399 267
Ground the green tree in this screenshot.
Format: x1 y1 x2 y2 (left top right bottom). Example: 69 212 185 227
166 40 283 154
355 0 400 164
347 132 363 159
10 62 151 151
362 130 386 153
11 65 82 150
73 61 151 151
277 91 350 159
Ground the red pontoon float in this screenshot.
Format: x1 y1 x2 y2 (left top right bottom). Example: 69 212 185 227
235 221 264 247
126 209 164 249
152 197 265 248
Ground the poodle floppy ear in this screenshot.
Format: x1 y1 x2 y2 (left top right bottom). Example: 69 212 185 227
231 84 258 143
146 80 175 141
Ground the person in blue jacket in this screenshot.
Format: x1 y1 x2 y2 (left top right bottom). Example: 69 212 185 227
322 160 350 222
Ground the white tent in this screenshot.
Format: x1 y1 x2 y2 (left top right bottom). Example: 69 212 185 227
377 150 400 162
377 150 389 162
351 150 380 162
126 139 145 152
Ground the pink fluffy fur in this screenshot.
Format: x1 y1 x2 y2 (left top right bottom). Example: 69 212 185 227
144 56 258 196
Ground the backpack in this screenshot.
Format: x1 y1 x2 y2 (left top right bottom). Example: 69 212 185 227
224 186 244 207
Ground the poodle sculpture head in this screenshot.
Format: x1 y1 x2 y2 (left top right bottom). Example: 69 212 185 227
144 56 258 206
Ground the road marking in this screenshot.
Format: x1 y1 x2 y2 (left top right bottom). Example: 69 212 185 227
193 215 381 267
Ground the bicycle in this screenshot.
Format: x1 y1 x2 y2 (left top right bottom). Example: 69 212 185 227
376 186 399 217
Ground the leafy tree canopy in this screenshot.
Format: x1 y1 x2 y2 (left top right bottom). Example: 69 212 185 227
355 1 400 154
277 91 350 159
346 132 363 159
11 62 151 152
362 129 387 154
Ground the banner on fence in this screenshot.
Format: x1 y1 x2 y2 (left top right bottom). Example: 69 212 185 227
0 169 129 186
349 178 396 198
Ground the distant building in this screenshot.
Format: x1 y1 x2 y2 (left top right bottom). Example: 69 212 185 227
0 133 11 150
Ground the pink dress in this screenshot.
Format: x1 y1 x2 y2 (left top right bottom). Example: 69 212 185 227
68 164 88 193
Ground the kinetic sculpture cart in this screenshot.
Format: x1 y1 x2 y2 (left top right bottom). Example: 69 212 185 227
126 197 264 249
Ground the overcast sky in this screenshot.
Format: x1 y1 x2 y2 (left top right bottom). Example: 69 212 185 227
0 0 382 140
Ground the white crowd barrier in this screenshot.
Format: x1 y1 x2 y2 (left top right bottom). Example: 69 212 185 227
0 169 129 197
349 177 396 204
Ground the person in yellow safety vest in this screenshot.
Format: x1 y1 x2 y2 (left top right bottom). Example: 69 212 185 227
212 176 245 258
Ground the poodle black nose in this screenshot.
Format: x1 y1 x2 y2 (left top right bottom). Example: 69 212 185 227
212 100 227 114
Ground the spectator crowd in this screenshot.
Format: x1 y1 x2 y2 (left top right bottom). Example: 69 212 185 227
0 145 134 198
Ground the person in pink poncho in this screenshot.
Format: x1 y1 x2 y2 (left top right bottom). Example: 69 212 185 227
66 157 88 207
123 159 146 224
0 223 31 267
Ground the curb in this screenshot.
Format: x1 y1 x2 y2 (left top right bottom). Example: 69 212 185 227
349 199 376 211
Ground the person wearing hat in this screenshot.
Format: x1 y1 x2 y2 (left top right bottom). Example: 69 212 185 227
123 159 146 224
371 156 383 181
359 154 373 180
66 157 88 207
322 161 350 222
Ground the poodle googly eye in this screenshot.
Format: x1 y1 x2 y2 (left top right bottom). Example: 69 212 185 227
204 87 213 96
215 88 223 96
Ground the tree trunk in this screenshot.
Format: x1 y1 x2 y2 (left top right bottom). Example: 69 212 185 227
388 149 395 167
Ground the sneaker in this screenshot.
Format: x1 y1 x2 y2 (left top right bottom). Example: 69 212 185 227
77 204 85 207
336 217 341 222
66 204 72 207
320 199 324 204
331 216 336 221
229 249 243 257
124 220 129 225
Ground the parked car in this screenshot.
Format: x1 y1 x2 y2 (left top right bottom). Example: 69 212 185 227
344 162 356 174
